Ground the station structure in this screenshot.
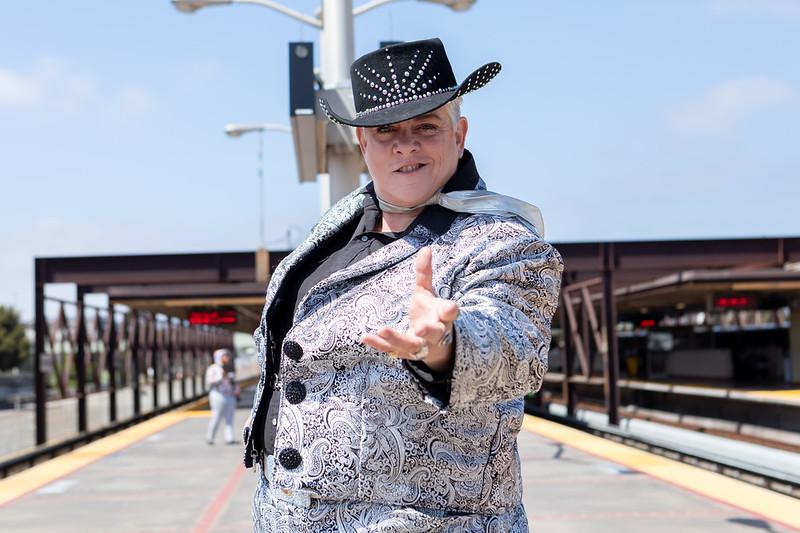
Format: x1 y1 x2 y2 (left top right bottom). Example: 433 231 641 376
21 236 799 457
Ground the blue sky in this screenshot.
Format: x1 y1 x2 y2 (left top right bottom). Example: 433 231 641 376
1 0 799 320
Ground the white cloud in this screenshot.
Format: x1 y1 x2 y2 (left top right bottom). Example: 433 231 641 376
707 0 800 18
0 57 154 123
0 57 95 113
0 68 42 107
113 85 155 124
670 77 797 134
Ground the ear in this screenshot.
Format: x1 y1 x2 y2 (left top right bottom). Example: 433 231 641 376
455 116 468 158
356 127 368 156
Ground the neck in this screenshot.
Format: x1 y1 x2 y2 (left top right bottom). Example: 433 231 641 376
376 210 421 233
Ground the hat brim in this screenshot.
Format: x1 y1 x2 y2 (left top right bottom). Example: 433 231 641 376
320 61 501 127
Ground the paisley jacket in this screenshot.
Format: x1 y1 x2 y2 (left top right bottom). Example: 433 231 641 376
244 176 563 518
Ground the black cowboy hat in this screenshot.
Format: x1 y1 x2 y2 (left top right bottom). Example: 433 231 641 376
319 38 501 128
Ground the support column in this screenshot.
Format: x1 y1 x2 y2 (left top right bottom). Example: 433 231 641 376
167 320 174 405
559 285 576 417
318 0 360 212
318 152 362 212
107 303 117 423
76 287 88 433
151 318 159 410
602 244 620 426
131 311 141 417
34 259 47 445
789 303 800 384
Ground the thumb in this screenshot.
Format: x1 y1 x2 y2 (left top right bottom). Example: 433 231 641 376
415 247 434 293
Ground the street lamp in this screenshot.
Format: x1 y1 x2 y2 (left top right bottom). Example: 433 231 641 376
224 123 291 250
173 0 476 212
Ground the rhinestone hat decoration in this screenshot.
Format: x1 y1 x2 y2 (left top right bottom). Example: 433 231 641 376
320 38 501 128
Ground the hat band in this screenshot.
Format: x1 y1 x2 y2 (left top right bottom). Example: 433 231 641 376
356 85 458 118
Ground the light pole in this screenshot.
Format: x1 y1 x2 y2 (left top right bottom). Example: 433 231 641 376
224 123 291 251
173 0 476 213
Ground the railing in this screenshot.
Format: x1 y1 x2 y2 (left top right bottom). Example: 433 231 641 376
22 296 234 458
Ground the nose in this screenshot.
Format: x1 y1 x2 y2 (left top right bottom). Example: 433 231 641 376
392 129 418 155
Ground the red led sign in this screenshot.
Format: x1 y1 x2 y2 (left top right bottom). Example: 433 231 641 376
714 296 752 309
639 319 656 328
188 310 238 325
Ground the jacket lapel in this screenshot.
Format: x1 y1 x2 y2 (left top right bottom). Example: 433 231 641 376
294 223 436 321
261 188 366 314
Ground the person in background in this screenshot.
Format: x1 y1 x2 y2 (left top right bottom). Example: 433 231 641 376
205 348 239 445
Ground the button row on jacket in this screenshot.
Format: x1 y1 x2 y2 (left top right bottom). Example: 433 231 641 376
283 340 303 361
280 341 305 471
278 447 302 470
284 381 306 404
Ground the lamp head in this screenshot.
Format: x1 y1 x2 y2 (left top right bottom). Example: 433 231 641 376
418 0 476 11
171 0 233 14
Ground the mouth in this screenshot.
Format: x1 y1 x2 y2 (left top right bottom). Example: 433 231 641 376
394 162 427 174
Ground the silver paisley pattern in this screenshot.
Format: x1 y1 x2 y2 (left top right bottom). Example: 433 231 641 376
247 179 563 532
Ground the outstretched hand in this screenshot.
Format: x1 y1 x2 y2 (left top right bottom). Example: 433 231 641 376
361 247 458 373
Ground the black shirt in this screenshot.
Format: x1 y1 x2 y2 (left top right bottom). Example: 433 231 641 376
260 150 481 454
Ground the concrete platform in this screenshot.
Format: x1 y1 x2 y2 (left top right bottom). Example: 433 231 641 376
0 406 798 532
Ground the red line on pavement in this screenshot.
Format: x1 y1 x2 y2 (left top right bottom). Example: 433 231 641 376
191 463 247 533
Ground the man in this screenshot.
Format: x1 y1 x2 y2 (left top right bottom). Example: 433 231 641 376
244 38 563 532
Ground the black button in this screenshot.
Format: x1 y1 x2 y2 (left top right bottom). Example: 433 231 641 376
284 381 306 404
283 341 303 361
278 448 302 470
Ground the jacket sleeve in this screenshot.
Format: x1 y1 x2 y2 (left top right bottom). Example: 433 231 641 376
448 220 563 406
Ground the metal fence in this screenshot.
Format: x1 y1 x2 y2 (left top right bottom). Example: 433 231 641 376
29 296 233 450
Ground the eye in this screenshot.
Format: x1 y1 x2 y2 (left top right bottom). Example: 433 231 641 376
416 123 438 133
376 125 394 134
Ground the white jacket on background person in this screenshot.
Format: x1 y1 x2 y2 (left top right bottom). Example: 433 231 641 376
206 349 237 444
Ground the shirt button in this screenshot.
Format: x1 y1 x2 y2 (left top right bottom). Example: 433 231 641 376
359 235 369 242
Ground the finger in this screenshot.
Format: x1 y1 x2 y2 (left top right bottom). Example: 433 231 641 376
415 247 434 294
413 321 447 341
437 300 460 323
377 327 425 354
361 333 397 353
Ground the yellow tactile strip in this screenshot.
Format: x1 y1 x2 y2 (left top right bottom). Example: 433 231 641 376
522 415 800 531
0 408 210 507
744 389 800 401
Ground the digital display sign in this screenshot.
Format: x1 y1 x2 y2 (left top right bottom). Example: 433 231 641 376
714 296 753 309
188 309 238 325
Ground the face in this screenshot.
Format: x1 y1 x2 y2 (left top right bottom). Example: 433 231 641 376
356 105 468 208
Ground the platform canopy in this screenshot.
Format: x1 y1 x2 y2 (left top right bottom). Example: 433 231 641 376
35 250 289 334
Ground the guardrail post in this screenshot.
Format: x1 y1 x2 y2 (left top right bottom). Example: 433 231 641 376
131 311 141 416
167 319 174 405
151 316 159 409
76 287 88 433
107 303 117 423
560 280 577 417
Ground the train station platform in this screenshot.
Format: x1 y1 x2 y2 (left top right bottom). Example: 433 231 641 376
1 404 798 532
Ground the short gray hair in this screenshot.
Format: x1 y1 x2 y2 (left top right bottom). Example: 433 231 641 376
445 97 463 126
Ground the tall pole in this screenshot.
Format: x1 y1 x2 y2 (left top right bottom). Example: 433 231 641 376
319 0 361 212
258 129 265 248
